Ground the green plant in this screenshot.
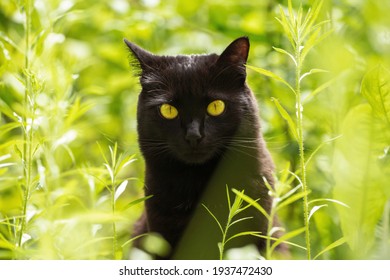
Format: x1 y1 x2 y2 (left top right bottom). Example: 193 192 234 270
333 66 390 258
247 0 344 259
231 165 312 259
0 0 389 260
0 0 144 259
202 187 259 260
99 142 137 259
203 173 311 260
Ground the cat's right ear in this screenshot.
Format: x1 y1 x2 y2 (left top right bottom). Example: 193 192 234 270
124 39 154 75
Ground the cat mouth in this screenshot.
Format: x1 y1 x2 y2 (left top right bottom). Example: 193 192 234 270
180 149 213 164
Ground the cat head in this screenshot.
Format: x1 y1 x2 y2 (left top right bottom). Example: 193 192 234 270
125 37 258 165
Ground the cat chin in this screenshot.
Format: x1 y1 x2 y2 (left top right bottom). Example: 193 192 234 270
175 151 215 165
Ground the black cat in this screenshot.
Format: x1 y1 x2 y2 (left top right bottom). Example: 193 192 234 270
125 37 276 259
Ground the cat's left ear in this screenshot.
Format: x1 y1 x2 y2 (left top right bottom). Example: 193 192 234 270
217 37 250 66
124 39 155 74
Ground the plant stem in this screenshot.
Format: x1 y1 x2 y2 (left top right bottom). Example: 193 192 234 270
111 145 118 259
219 215 231 260
110 171 119 259
111 184 118 259
295 38 311 260
266 201 275 259
18 0 33 250
383 200 390 258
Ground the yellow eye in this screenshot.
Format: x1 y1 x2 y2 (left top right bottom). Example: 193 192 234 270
160 104 178 119
207 100 225 116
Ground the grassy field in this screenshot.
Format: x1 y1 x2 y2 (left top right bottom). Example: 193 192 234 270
0 0 389 260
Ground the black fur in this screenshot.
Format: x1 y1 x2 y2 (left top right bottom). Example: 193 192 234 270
125 37 276 259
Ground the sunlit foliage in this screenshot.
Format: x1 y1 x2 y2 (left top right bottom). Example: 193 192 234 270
0 0 389 259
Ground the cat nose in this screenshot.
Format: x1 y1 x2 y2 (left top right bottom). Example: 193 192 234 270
185 121 202 148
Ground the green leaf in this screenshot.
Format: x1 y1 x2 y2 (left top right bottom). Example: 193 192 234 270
279 184 302 201
303 78 335 103
300 0 324 40
232 189 270 221
104 163 114 183
300 68 328 82
0 162 16 169
0 236 16 250
262 176 275 196
296 4 303 28
309 198 349 208
301 28 333 62
314 237 346 260
121 233 149 248
114 180 128 202
97 142 109 166
272 47 297 66
308 204 327 222
277 190 310 211
333 104 388 256
116 154 137 173
305 135 342 167
271 98 299 141
247 65 295 94
65 97 95 128
276 5 295 47
0 122 20 137
0 99 18 121
226 231 262 244
230 190 244 217
361 66 390 128
0 31 24 54
225 185 232 211
202 204 224 235
287 0 295 26
251 233 307 251
122 195 153 211
270 227 306 252
13 144 23 160
228 216 253 229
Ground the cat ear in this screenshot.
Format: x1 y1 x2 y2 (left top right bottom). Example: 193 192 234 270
124 39 155 74
217 36 250 66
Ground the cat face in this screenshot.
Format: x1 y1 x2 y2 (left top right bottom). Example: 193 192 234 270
125 37 254 164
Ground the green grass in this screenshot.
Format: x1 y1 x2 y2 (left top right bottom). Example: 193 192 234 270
1 0 389 260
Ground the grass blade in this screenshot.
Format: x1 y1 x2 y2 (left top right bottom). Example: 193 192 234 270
309 198 349 208
304 78 335 103
226 231 262 244
270 227 306 252
122 195 153 211
277 190 310 211
228 216 253 228
271 98 299 141
114 180 128 202
300 68 328 82
251 233 307 251
247 65 295 94
273 47 297 66
202 204 224 235
121 233 149 248
308 204 328 222
314 237 346 260
232 189 270 221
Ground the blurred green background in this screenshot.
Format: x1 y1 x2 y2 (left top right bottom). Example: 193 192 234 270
0 0 389 259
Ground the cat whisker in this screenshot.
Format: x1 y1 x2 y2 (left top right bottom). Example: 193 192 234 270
223 145 260 161
219 136 259 141
227 143 259 150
